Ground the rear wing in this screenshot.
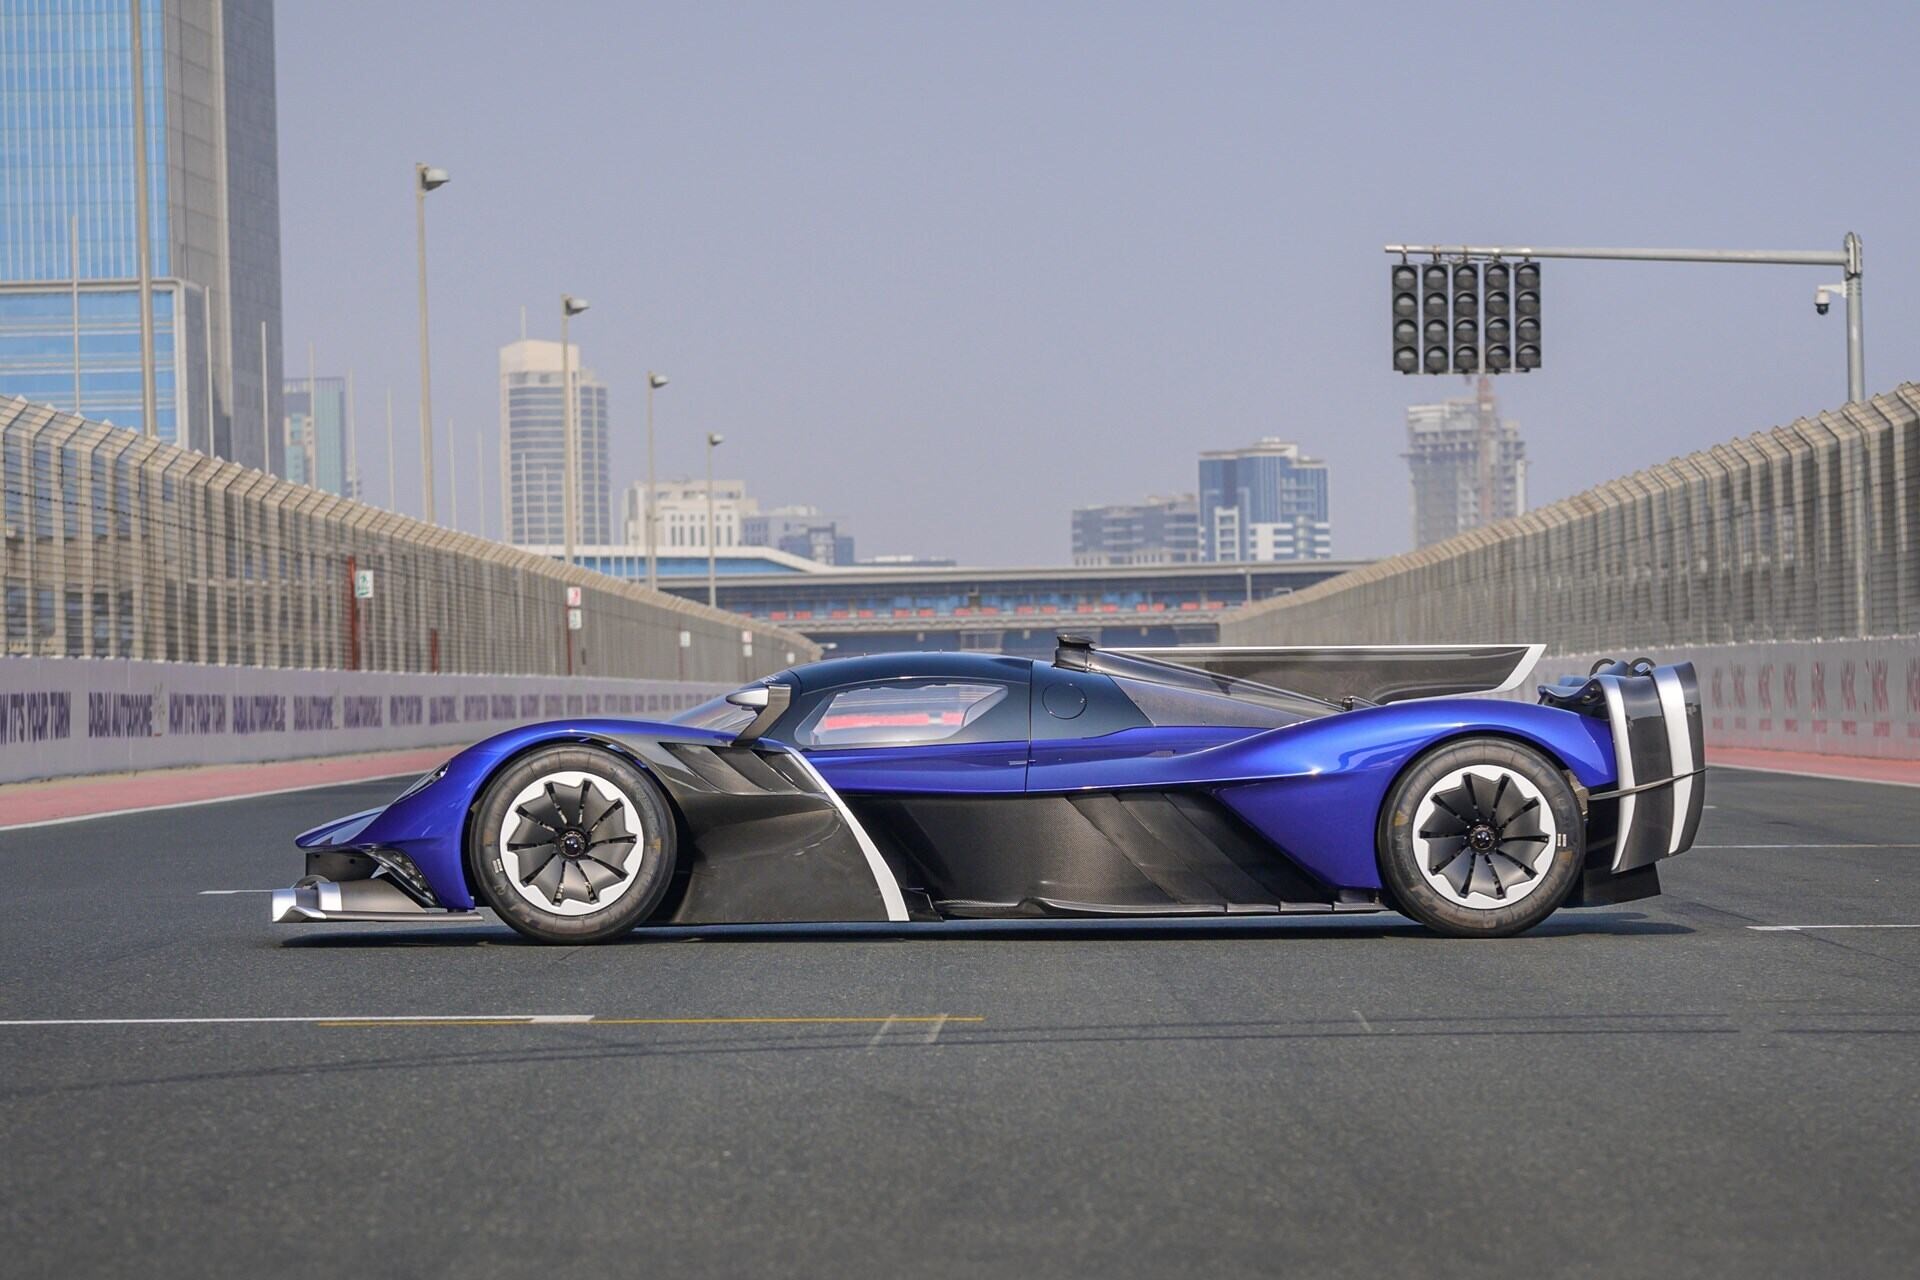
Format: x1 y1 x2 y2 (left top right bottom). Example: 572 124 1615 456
1073 641 1546 707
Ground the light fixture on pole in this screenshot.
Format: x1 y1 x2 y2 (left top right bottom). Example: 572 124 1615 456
705 432 724 608
414 162 450 521
645 371 668 591
130 0 157 438
560 294 590 566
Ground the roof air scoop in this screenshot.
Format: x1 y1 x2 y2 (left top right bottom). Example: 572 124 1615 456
1054 634 1096 671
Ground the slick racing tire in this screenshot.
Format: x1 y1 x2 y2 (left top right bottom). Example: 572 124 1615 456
1377 737 1584 939
469 744 677 944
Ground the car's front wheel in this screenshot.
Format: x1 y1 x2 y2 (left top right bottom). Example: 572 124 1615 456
468 744 677 944
1377 737 1585 938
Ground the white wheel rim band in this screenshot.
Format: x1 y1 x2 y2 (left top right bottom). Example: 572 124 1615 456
497 770 645 918
1411 764 1559 910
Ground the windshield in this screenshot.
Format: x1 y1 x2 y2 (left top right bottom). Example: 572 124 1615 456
672 687 760 734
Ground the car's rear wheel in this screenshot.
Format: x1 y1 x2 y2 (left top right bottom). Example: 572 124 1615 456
1377 737 1584 938
468 744 676 944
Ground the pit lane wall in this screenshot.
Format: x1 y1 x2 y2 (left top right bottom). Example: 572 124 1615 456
1220 384 1920 759
0 658 732 785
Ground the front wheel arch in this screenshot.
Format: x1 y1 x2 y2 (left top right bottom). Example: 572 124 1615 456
456 734 684 913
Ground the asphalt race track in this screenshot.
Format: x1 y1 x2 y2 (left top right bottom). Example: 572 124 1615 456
3 769 1917 1278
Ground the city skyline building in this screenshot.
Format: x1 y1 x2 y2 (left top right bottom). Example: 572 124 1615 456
623 476 753 552
282 373 347 494
1198 439 1332 562
1071 494 1201 567
501 338 610 546
1405 380 1528 548
0 0 285 470
743 505 857 566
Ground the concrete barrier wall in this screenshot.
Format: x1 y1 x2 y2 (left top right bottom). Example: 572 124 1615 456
0 657 732 784
1514 636 1920 761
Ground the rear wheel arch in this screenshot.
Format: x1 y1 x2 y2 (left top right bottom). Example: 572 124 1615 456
1374 732 1587 937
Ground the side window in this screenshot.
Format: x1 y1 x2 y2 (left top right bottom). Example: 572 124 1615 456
796 681 1012 749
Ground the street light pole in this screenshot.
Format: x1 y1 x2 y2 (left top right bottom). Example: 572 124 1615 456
129 0 157 438
1843 231 1865 404
645 371 668 591
414 163 450 521
305 341 318 486
705 431 724 608
345 367 357 500
447 416 458 531
69 213 81 417
560 294 590 566
259 319 270 472
1382 235 1867 402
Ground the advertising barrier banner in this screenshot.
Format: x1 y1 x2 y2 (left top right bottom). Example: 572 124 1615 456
0 659 730 785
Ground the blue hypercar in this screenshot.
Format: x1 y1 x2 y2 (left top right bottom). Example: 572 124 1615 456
273 638 1704 942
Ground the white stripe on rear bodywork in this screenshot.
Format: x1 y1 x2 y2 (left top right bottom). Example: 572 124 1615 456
779 748 911 922
1652 667 1695 855
1601 677 1638 872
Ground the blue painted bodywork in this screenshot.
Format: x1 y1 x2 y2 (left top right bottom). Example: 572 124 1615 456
296 652 1620 911
297 719 735 911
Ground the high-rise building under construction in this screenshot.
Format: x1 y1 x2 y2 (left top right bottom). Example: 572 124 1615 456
1404 379 1527 549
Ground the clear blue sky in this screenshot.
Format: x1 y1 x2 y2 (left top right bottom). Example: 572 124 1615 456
277 0 1920 564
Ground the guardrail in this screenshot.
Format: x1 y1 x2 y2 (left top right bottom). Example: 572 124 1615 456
1 397 818 679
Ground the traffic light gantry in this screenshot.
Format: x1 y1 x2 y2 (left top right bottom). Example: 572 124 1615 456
1392 254 1539 376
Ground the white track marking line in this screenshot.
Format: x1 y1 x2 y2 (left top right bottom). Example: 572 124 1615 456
0 1013 978 1029
921 1013 948 1045
0 1015 558 1027
0 770 421 832
1712 763 1920 790
866 1014 901 1051
1748 925 1920 932
1696 844 1920 850
199 889 275 895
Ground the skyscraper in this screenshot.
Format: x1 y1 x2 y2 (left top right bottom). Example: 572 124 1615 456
0 0 286 469
623 478 754 553
1071 494 1200 566
282 374 348 495
1405 380 1527 548
1198 440 1331 562
500 339 610 546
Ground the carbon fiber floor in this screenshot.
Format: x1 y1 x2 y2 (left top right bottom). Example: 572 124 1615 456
2 768 1916 1278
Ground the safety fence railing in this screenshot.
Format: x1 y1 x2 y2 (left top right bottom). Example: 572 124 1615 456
0 397 818 681
1221 384 1919 652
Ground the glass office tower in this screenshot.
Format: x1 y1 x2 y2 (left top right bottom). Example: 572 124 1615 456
283 374 348 495
0 0 285 471
501 339 612 547
1198 439 1332 562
